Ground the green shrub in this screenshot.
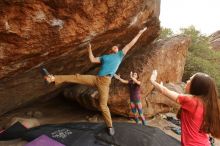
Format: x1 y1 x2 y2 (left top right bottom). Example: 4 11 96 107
183 52 220 90
180 26 220 92
157 27 173 39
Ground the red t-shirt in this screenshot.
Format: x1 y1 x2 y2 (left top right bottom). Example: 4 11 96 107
178 95 210 146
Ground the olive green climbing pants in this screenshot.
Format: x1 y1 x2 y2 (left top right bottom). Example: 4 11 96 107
54 74 112 127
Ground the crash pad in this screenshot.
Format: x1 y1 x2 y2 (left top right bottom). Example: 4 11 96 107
23 122 180 146
0 122 27 141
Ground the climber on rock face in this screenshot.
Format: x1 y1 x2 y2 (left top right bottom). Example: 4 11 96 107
41 27 147 136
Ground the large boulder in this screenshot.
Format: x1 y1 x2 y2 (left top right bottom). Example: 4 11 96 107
0 0 161 115
64 35 191 117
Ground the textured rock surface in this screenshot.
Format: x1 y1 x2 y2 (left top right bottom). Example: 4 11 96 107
0 0 161 116
210 30 220 51
64 35 191 117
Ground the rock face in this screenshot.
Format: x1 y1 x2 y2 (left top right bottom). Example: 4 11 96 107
0 0 161 116
210 30 220 51
64 35 191 117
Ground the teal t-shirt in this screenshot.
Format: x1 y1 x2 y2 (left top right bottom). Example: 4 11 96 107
98 50 124 77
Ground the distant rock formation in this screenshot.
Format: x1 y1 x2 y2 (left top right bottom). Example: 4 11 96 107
210 30 220 51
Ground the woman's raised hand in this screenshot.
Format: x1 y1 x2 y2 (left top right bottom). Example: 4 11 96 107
150 70 158 82
130 72 133 78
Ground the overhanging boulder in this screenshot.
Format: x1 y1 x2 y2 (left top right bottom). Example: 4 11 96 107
0 0 160 116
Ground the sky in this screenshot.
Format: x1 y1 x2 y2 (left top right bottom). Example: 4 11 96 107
160 0 220 35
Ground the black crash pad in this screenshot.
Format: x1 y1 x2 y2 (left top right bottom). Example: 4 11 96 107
0 122 27 141
23 122 180 146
